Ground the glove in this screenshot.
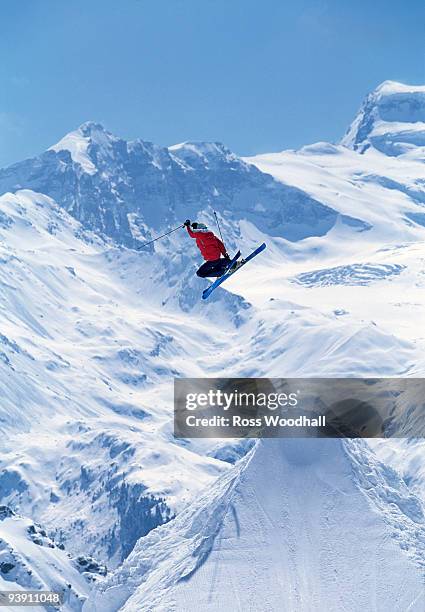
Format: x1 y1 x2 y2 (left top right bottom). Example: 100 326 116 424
184 219 191 227
224 252 231 261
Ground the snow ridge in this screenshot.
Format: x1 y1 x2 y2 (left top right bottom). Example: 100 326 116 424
341 80 425 156
85 439 425 612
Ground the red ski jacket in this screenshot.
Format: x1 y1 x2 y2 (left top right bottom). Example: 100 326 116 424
187 226 226 261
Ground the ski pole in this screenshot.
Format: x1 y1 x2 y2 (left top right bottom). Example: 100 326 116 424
213 211 226 248
137 224 184 249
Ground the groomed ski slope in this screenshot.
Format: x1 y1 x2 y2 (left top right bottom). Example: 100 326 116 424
86 438 425 612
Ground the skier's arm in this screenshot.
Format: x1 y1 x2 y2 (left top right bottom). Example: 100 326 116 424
183 220 197 238
216 237 227 257
186 226 198 238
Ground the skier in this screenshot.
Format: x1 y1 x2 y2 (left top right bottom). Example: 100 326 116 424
184 219 236 277
138 217 265 297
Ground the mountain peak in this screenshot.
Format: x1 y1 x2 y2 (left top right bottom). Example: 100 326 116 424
169 140 227 152
341 80 425 156
49 121 118 174
77 120 110 137
374 80 425 96
168 140 238 167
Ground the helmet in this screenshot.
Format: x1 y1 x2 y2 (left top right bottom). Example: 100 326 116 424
191 222 208 231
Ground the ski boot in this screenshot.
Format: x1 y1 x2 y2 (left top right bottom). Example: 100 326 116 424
229 258 245 273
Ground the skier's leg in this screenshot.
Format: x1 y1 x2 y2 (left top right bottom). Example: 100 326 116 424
207 258 231 276
196 259 225 278
215 259 230 276
196 260 217 277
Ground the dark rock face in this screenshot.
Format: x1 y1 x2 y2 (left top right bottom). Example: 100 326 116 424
0 505 15 520
109 481 173 560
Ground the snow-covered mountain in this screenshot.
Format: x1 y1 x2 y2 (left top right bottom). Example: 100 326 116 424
0 505 93 611
1 80 425 609
0 189 237 569
0 122 367 248
341 80 425 158
86 439 425 612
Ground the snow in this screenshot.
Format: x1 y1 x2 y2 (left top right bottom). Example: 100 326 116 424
85 439 425 612
49 126 97 175
0 189 236 566
0 509 90 611
169 141 239 170
49 121 123 175
168 141 230 157
341 80 425 156
243 139 425 357
1 79 425 610
373 80 425 96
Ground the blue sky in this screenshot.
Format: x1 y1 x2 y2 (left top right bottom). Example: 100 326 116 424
0 0 424 166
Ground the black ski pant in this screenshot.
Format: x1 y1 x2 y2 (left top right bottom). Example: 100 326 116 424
196 258 229 278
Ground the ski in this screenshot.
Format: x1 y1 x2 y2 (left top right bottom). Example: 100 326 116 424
202 243 266 300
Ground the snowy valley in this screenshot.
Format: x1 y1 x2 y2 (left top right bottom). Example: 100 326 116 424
1 80 425 610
